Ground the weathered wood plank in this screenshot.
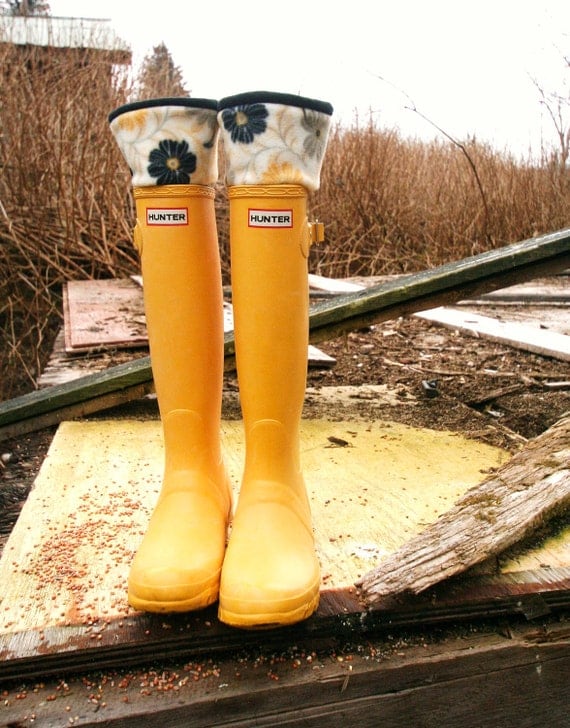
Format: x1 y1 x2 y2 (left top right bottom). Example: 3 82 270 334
415 306 570 361
458 303 570 338
464 275 570 302
0 381 156 441
1 227 569 439
63 277 147 352
0 356 156 439
0 619 568 725
308 273 365 294
357 414 570 603
307 227 570 345
1 573 568 683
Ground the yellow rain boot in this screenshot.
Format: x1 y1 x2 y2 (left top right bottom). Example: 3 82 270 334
217 91 333 627
109 98 231 612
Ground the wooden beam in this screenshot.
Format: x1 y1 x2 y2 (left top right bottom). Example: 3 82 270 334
306 227 570 345
0 381 156 441
1 614 568 722
0 227 569 440
2 626 570 728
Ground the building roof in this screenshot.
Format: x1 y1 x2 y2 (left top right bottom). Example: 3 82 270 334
0 15 130 54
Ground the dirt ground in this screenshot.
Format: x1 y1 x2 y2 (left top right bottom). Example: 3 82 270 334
307 313 570 444
2 304 570 547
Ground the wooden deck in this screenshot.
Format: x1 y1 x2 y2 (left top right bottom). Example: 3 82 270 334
0 411 568 707
1 230 569 725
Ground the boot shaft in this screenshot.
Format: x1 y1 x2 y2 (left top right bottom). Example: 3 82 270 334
228 184 310 427
218 91 333 431
108 99 226 421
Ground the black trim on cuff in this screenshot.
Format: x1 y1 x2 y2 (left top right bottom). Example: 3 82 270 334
109 97 218 123
218 91 333 116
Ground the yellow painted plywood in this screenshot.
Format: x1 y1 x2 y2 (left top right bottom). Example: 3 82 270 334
0 419 519 635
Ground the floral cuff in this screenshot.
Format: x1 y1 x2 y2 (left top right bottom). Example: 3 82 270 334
109 98 220 187
218 91 333 191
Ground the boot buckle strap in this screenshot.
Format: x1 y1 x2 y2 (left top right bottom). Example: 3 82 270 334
308 220 325 246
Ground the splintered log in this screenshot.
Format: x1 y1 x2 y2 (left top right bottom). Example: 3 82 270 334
357 414 570 605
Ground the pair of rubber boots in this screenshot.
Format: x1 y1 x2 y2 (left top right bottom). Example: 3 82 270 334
109 91 333 628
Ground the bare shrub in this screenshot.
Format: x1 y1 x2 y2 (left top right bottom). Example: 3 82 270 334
1 46 569 401
309 119 570 277
0 41 138 398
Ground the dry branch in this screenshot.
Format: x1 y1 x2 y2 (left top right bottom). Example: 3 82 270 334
356 413 570 605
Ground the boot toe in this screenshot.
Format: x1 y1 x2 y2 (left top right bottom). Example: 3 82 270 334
127 488 230 613
129 563 221 613
218 572 320 628
218 506 321 628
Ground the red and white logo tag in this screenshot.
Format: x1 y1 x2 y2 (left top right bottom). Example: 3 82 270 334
146 208 188 225
248 209 293 228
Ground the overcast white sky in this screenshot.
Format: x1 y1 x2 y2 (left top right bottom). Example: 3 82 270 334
48 0 568 159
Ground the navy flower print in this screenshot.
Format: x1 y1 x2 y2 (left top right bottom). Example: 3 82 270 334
217 94 333 189
147 139 197 185
301 109 329 160
221 103 268 144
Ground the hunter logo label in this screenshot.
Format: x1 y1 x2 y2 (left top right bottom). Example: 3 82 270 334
248 209 293 228
147 208 188 225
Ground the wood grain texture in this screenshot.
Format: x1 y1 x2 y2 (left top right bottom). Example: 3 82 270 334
358 414 570 602
1 622 568 727
63 278 147 352
0 418 510 636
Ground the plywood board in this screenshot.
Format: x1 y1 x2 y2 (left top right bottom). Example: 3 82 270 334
62 279 335 368
308 273 365 294
0 418 516 636
2 419 570 682
465 275 570 302
458 303 570 337
416 307 570 362
63 278 148 352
